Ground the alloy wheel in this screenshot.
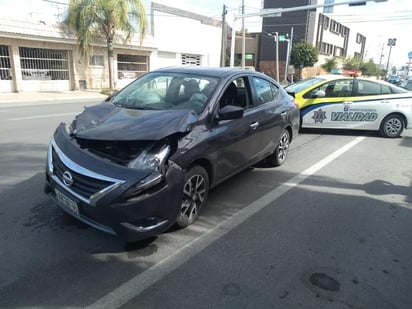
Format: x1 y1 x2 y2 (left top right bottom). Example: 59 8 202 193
180 174 206 223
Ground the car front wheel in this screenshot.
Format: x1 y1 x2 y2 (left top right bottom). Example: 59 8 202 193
380 114 404 138
176 165 209 228
266 129 290 167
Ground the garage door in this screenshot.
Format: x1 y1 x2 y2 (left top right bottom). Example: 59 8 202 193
19 47 70 91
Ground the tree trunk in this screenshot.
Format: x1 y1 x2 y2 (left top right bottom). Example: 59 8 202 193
108 39 114 89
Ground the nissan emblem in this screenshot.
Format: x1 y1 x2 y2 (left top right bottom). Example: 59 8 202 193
62 171 74 187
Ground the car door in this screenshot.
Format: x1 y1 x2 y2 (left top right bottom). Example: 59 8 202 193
249 76 285 156
301 78 355 128
337 79 398 131
211 76 264 182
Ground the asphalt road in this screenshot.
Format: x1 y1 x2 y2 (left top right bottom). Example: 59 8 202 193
0 99 411 308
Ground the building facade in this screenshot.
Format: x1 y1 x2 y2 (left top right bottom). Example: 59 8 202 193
257 0 367 80
0 2 222 93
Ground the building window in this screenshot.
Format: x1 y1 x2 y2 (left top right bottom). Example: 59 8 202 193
334 47 344 57
0 45 12 80
89 55 104 66
117 54 149 79
329 20 342 34
340 26 348 37
323 0 334 13
19 47 69 80
323 16 330 29
356 33 364 43
321 42 334 55
182 54 201 66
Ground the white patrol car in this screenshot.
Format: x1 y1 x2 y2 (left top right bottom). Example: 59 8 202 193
285 75 412 138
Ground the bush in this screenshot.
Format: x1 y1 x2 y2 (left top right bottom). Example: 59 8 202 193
101 88 116 96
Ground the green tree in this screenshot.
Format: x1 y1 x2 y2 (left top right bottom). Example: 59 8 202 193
65 0 147 89
342 56 362 70
321 57 338 73
290 40 319 69
359 59 378 77
343 57 382 77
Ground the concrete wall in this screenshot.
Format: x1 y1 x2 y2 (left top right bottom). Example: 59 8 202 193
151 8 221 70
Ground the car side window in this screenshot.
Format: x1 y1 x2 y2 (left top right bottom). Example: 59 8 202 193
304 80 353 98
251 77 278 105
357 80 390 96
219 77 251 109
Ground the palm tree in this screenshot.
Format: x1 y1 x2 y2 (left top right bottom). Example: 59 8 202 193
65 0 147 89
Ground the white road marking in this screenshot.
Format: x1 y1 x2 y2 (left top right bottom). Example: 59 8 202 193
89 136 366 308
8 112 78 121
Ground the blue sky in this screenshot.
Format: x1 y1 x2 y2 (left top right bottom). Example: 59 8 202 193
1 0 411 67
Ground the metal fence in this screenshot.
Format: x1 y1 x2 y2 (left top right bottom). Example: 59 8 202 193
19 47 69 80
0 45 11 80
181 54 200 66
117 54 148 79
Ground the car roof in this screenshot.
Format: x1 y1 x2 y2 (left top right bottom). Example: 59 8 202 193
153 66 265 79
311 74 350 80
311 75 395 85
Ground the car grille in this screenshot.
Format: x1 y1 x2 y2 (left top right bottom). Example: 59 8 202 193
52 148 115 200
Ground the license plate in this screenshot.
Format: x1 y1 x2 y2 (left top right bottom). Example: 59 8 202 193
55 189 79 216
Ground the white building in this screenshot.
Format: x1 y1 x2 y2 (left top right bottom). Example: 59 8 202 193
0 2 223 93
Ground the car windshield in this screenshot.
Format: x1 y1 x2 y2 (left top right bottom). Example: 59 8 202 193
284 77 326 93
111 72 220 114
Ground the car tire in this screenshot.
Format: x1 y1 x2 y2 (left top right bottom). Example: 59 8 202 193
176 165 209 228
379 114 404 138
266 129 290 167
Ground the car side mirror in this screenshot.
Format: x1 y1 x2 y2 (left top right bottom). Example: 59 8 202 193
218 105 244 120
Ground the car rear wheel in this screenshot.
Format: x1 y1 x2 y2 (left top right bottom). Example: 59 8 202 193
266 129 290 167
176 165 209 228
380 114 404 138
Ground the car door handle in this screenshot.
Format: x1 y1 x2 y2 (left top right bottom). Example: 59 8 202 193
250 122 259 130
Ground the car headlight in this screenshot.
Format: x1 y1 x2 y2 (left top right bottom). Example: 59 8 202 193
124 141 171 198
128 140 171 172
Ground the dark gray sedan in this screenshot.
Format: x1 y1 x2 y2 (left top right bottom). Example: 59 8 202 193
44 67 299 242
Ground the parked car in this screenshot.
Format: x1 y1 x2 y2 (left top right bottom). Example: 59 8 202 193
386 75 401 85
284 75 412 138
400 79 412 91
44 66 300 242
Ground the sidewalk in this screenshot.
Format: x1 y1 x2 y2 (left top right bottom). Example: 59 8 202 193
0 90 108 106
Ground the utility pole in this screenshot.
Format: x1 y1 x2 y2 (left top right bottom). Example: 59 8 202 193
386 38 396 77
241 0 245 68
274 32 279 81
220 4 227 67
378 42 384 68
284 26 294 82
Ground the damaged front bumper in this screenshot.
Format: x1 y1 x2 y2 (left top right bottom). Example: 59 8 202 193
44 124 185 242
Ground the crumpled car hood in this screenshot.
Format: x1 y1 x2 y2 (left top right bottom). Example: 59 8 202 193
71 103 199 140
